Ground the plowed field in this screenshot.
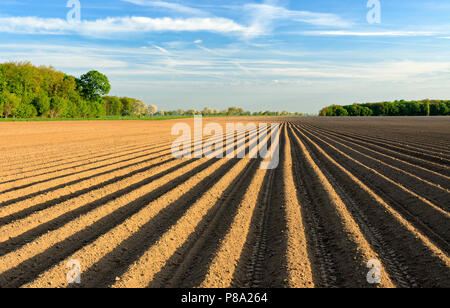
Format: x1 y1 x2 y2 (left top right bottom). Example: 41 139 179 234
0 117 448 288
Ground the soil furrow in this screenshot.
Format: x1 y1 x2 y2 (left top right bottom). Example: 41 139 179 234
303 123 450 157
0 140 170 179
157 125 279 288
22 127 260 288
0 141 173 185
302 123 450 177
303 123 450 166
80 129 262 288
108 162 252 287
240 125 313 288
0 157 198 245
291 125 417 288
290 123 450 287
300 125 450 210
301 124 450 190
109 129 270 288
0 149 172 199
0 157 216 287
0 117 447 288
158 158 261 288
0 144 172 189
0 127 249 213
0 135 173 173
294 125 450 248
0 153 174 211
288 124 394 288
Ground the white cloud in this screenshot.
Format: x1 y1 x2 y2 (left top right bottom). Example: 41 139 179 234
358 61 450 81
0 16 248 37
301 30 438 37
120 0 350 39
153 45 170 54
3 42 450 114
0 50 128 70
0 17 71 34
0 1 351 39
3 43 449 86
122 0 205 16
194 40 203 44
243 0 350 37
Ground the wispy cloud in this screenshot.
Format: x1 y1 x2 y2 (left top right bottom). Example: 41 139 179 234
122 0 205 15
301 30 439 37
0 1 351 39
0 16 248 37
5 42 448 82
243 0 350 37
153 45 170 54
3 41 450 113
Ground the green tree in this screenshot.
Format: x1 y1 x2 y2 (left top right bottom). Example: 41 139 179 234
0 65 6 93
345 104 362 116
49 97 68 118
360 107 373 116
319 107 329 116
372 103 386 116
441 102 449 115
227 107 244 115
2 91 20 118
16 101 37 118
74 99 89 118
120 97 134 113
32 93 51 116
334 106 348 116
77 71 111 101
424 99 431 116
88 98 106 118
103 96 123 116
384 102 399 116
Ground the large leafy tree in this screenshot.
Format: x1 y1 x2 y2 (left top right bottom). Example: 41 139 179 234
49 97 68 118
77 70 111 101
32 93 51 116
1 91 21 118
103 96 123 116
120 97 135 114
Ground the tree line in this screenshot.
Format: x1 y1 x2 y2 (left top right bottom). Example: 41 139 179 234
0 62 158 119
0 62 303 119
143 107 303 117
0 62 115 118
100 102 304 117
319 100 450 117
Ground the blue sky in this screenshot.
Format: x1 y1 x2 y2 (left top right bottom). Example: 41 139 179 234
0 0 450 113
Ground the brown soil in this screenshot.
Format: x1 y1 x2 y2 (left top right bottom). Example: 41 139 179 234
0 117 448 288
